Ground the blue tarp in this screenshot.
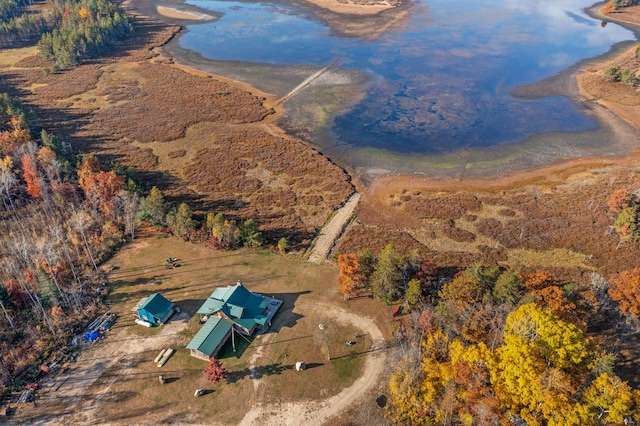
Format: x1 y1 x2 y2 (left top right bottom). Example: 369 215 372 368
86 331 100 342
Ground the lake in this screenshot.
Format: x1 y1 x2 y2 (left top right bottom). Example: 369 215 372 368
168 0 639 176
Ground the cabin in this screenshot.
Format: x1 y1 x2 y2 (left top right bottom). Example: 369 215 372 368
196 282 276 335
186 282 282 360
134 292 175 325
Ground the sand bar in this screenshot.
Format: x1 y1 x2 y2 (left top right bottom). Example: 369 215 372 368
157 5 213 20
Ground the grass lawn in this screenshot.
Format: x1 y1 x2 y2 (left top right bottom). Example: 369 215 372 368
90 227 394 424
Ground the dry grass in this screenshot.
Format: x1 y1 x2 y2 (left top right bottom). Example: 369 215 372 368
13 227 393 424
340 163 640 281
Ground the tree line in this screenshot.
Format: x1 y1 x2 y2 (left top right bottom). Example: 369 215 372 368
0 0 46 47
37 0 133 68
0 0 133 67
336 246 640 424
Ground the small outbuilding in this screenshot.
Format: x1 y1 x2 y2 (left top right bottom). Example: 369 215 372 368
135 292 175 326
186 316 233 360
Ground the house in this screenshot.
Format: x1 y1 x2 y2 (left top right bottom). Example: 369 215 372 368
186 282 282 360
196 282 274 335
134 292 175 325
186 316 233 360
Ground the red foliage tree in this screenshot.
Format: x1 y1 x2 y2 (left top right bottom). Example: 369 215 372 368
3 278 26 308
204 358 226 383
21 153 41 198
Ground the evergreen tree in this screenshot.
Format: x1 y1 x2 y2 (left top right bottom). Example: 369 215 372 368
370 244 402 304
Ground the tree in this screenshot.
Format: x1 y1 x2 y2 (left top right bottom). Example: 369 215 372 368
405 278 422 307
21 152 41 198
370 244 402 304
137 186 167 228
492 269 521 304
204 358 226 383
239 218 262 248
608 268 640 319
519 269 556 292
578 373 640 424
277 237 289 253
115 190 140 239
0 155 17 208
168 202 196 239
336 253 360 299
614 206 638 240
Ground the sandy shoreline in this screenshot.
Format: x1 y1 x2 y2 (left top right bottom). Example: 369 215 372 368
157 6 214 21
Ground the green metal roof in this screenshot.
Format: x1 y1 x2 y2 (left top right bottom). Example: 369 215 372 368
138 293 174 319
197 284 268 321
196 298 224 315
186 316 232 356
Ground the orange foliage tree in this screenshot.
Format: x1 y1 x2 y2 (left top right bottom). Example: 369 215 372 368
609 268 640 319
519 269 555 292
78 156 125 216
21 153 41 198
608 189 631 213
336 253 361 299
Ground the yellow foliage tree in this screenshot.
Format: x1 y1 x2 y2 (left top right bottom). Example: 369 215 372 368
578 373 640 424
79 6 91 19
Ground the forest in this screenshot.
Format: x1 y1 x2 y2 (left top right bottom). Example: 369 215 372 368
0 0 132 67
335 242 640 423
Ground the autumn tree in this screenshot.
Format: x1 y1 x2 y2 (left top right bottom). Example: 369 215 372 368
204 358 226 383
77 156 125 217
608 188 632 213
608 268 640 319
519 269 556 292
336 253 360 299
21 152 41 198
578 373 640 424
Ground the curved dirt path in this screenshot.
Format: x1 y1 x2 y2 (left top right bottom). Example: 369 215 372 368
308 193 361 264
239 303 387 426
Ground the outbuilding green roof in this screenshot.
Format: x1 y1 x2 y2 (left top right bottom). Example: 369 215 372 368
186 316 232 356
138 292 174 320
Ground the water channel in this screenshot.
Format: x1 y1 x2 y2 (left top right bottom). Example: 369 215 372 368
166 0 639 177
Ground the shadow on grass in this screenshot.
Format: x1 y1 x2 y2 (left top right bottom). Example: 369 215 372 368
225 362 292 384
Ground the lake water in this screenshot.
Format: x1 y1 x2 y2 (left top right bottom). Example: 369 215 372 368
173 0 638 176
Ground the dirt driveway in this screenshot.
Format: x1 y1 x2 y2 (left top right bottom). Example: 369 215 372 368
239 302 387 426
28 312 191 425
308 193 361 264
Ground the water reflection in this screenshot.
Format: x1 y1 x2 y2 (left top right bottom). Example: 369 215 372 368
176 0 638 175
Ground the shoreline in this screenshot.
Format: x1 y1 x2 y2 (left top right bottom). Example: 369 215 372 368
144 0 640 191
